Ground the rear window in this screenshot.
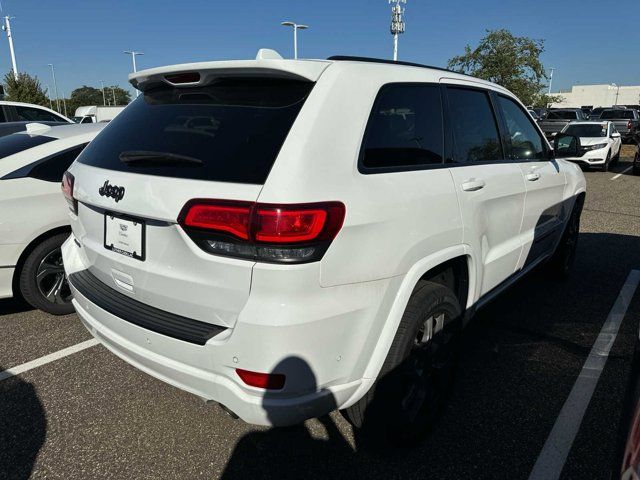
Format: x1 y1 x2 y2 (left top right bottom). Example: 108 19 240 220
601 110 634 120
77 78 314 184
547 111 579 120
0 134 55 159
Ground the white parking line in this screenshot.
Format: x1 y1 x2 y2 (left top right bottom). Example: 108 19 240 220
0 338 99 382
611 166 633 180
528 269 640 480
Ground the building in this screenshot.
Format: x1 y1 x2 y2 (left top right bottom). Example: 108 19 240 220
550 84 640 108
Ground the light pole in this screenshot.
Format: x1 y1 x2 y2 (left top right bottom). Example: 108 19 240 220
99 80 106 106
389 0 406 61
123 50 144 97
44 85 53 110
47 64 60 113
547 68 555 95
112 87 117 106
281 22 308 59
2 16 18 81
611 83 619 106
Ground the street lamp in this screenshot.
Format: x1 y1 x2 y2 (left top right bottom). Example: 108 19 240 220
47 64 60 113
99 80 106 106
281 22 308 59
547 68 555 95
2 16 18 80
123 50 144 97
611 83 621 106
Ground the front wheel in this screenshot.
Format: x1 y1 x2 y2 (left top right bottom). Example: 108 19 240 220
19 233 74 315
600 151 611 172
343 281 461 446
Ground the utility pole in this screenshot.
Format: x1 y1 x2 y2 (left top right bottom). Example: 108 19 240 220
47 64 60 112
281 22 308 59
123 51 143 97
44 85 53 109
112 87 116 106
61 92 68 117
547 68 555 95
2 16 18 80
389 0 406 61
99 80 106 106
615 84 621 105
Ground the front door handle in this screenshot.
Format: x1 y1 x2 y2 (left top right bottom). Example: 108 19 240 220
526 172 541 182
461 179 486 192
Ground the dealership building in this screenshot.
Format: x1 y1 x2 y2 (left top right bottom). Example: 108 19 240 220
550 84 640 108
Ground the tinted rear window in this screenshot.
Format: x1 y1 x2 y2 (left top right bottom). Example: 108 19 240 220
77 78 314 184
601 110 634 119
548 111 579 120
0 134 55 159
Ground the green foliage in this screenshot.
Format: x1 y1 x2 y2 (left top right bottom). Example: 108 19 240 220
4 71 49 107
65 85 132 117
447 29 550 106
531 93 564 109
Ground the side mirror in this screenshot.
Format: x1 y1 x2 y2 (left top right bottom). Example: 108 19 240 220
553 134 581 158
612 132 621 139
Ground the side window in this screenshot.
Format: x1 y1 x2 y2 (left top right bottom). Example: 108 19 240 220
15 106 62 122
446 87 502 162
497 96 546 160
361 84 443 171
28 144 87 182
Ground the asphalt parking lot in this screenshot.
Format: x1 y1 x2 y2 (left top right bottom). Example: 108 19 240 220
1 147 639 480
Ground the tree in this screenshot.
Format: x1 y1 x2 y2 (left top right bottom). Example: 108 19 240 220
4 72 49 107
65 85 132 117
447 29 551 106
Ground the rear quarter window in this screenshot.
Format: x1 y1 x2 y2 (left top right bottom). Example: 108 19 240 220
76 78 314 185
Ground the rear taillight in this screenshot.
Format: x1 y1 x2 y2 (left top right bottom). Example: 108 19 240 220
628 121 633 131
179 200 345 264
61 171 77 214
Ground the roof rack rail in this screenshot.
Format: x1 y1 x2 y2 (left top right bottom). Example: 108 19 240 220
327 55 459 75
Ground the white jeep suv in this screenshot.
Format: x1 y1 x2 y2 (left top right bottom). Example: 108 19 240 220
61 53 586 443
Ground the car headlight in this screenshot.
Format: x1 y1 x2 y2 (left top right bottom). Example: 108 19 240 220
584 143 608 151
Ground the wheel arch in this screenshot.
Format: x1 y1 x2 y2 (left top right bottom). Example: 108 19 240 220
11 226 72 297
342 244 475 409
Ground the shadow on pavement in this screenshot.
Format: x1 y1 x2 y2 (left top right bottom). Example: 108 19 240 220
0 367 47 480
0 297 34 316
220 231 640 479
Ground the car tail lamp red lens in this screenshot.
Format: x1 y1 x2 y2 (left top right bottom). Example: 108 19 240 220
183 203 251 240
61 171 77 214
236 369 285 390
178 200 345 264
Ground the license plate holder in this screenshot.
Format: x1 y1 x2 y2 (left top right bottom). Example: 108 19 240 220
104 213 145 261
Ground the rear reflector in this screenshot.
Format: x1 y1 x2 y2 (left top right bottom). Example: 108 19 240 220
61 171 77 214
236 369 285 390
179 200 345 264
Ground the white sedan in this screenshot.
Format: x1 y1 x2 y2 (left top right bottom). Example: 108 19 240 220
0 123 105 314
560 121 622 172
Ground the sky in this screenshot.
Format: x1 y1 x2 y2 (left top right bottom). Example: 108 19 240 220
0 0 637 99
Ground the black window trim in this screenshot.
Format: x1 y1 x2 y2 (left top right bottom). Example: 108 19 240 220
493 92 552 162
357 81 446 175
1 142 88 181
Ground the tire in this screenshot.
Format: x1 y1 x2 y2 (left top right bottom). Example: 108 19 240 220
19 232 74 315
343 281 461 446
611 149 620 166
600 151 611 172
545 198 583 279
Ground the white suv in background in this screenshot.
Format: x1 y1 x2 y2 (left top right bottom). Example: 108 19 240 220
560 121 622 171
62 53 586 444
0 123 105 314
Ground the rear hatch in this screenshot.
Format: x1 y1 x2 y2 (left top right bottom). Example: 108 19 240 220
68 73 316 328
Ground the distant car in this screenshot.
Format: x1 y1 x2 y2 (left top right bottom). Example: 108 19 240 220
538 108 588 138
0 123 106 314
0 100 73 124
559 121 622 171
588 107 607 120
599 109 640 143
528 109 540 120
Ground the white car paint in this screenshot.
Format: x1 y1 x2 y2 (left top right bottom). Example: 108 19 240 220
0 123 105 299
561 121 622 167
0 100 73 123
62 55 586 426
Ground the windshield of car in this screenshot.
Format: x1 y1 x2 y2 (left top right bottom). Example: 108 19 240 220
564 124 608 137
601 110 635 119
76 78 314 184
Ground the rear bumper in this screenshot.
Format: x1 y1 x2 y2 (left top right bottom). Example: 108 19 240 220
63 235 392 426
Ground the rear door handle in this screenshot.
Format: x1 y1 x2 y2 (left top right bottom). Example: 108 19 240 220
461 179 486 192
526 172 541 182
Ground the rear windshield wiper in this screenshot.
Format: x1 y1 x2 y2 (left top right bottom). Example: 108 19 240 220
119 151 204 166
